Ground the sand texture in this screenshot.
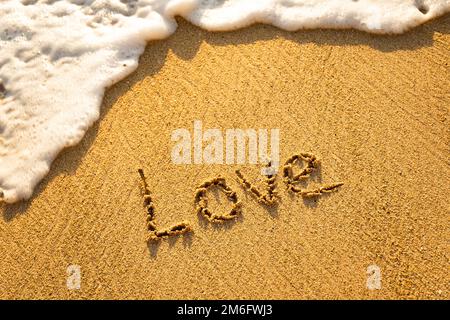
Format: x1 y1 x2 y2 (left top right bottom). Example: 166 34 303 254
0 17 449 299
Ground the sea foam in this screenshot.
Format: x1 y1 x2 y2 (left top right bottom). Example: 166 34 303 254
0 0 449 203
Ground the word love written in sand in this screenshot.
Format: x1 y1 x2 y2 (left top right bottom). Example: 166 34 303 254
138 153 343 242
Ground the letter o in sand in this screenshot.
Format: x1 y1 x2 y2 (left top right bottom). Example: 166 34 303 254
194 177 242 223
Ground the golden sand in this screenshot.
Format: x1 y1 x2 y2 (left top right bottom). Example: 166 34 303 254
0 17 449 299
